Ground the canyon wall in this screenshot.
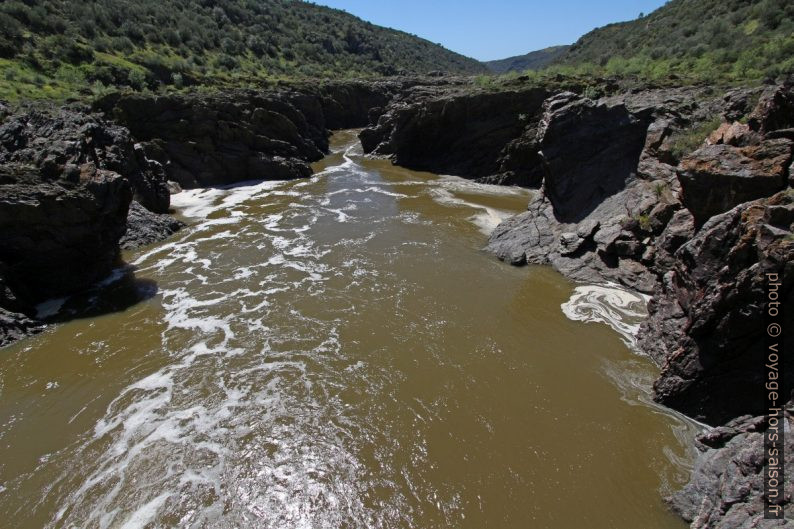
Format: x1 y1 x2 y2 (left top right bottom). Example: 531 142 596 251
360 80 794 527
0 79 415 346
1 77 791 526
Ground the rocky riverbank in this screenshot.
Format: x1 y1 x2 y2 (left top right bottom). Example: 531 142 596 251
360 78 793 527
0 75 792 526
0 110 139 346
0 78 445 346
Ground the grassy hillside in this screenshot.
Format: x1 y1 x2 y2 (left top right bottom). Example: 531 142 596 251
0 0 485 101
484 46 570 74
552 0 794 82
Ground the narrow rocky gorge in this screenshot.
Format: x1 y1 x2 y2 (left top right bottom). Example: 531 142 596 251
0 78 422 346
360 79 794 527
0 76 792 527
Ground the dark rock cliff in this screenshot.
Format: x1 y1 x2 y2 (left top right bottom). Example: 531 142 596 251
535 91 650 222
0 164 132 346
483 87 725 294
94 80 403 189
360 85 550 185
640 191 794 424
0 105 190 346
94 91 323 189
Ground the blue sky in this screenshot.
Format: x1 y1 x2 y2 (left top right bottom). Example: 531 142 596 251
312 0 669 61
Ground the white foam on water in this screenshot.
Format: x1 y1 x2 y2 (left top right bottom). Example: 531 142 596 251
284 243 330 260
561 284 651 349
118 492 171 529
161 289 236 339
468 208 517 235
326 186 409 199
437 174 532 197
326 207 351 222
428 186 516 236
171 180 287 218
360 179 429 187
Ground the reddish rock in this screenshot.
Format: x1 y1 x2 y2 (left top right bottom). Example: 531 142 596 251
705 121 761 147
640 190 794 425
678 138 792 225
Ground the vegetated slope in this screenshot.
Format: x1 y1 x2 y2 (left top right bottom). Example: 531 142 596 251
554 0 794 81
484 46 570 74
0 0 485 100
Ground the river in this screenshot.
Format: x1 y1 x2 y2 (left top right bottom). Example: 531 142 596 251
0 130 697 528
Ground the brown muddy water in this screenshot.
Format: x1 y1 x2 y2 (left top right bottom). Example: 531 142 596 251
0 131 697 528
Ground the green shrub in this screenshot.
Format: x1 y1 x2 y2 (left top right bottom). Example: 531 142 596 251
474 74 495 88
637 213 652 232
554 0 794 83
582 85 602 100
127 68 146 90
668 117 723 162
171 72 183 88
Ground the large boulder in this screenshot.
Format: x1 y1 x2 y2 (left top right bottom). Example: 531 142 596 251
705 121 761 147
0 164 132 313
0 107 170 213
537 92 650 222
120 201 186 250
678 139 792 226
748 81 794 134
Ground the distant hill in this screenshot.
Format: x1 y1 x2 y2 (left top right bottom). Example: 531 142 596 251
554 0 794 80
0 0 486 100
484 46 570 74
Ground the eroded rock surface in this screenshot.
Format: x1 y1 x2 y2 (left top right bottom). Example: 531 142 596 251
486 89 686 293
535 91 650 222
640 191 794 424
96 81 402 189
669 410 794 528
360 85 550 185
679 139 792 226
0 106 170 213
